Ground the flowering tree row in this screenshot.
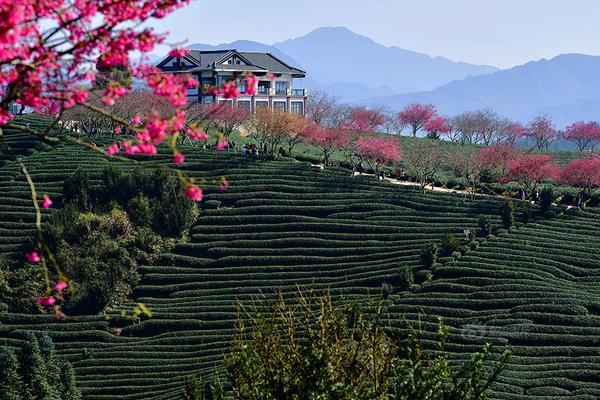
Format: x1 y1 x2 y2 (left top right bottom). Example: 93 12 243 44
360 101 600 153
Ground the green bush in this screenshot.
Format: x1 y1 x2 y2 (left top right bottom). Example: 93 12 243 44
478 215 491 237
501 197 515 229
45 209 170 314
420 243 438 268
63 168 91 212
440 234 460 256
0 333 81 400
396 264 414 290
206 292 511 400
127 193 154 228
539 187 554 213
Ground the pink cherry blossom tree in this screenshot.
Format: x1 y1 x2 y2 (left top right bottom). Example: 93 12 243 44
563 121 600 153
423 116 451 140
504 153 560 197
203 103 249 145
355 136 402 177
476 144 517 182
560 156 600 208
300 124 351 167
344 106 386 133
398 103 437 138
522 116 557 151
0 0 253 307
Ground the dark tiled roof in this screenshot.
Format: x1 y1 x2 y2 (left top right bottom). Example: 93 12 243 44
166 49 306 77
238 52 305 76
186 50 231 68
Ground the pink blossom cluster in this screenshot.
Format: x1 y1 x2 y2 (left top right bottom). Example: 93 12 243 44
356 136 402 165
0 0 191 123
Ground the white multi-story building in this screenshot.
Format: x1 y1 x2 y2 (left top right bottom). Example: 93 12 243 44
158 49 307 115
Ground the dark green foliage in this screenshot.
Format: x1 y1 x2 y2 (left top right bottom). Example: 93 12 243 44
396 264 414 290
63 168 91 212
440 234 460 256
478 215 491 237
500 197 515 229
391 327 509 399
127 194 154 227
420 243 438 268
58 361 81 400
100 166 198 237
1 333 80 400
0 255 44 313
46 209 169 314
223 293 509 400
20 332 60 400
540 187 555 213
0 347 23 400
182 375 224 400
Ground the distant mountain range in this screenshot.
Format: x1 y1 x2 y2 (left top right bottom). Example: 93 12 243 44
173 27 600 127
187 27 498 101
366 54 600 127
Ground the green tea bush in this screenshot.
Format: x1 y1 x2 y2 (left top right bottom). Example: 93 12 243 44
63 168 91 212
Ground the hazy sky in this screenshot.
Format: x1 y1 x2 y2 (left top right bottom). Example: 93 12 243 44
151 0 600 69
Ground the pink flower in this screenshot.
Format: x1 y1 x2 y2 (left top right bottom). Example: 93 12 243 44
216 140 228 151
220 81 240 99
184 185 203 202
131 116 142 125
54 281 68 291
107 144 120 155
169 48 190 58
37 297 56 307
244 76 259 96
219 180 230 192
173 152 185 164
42 194 53 209
114 125 123 135
186 127 209 141
25 251 41 263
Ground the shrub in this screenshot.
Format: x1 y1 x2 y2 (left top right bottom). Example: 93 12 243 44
63 168 91 211
440 234 460 256
216 292 510 400
45 209 170 314
0 333 81 400
501 197 515 229
396 264 414 290
478 215 491 237
420 243 438 268
539 187 554 213
127 193 154 228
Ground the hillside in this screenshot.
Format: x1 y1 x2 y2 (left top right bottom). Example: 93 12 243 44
1 132 600 399
367 54 600 128
189 27 499 101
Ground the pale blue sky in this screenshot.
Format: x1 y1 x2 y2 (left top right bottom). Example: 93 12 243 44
151 0 600 68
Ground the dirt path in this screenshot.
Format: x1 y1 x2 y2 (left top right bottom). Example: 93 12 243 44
309 162 483 197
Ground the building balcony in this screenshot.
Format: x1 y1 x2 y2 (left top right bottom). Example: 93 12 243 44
254 88 307 97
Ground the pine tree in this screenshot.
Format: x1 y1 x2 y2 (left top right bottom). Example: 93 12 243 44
19 333 59 400
0 347 23 400
38 334 62 393
59 361 82 400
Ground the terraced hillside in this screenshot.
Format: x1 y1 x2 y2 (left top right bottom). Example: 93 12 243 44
395 209 600 399
0 137 599 399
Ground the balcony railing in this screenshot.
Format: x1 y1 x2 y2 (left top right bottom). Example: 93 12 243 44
243 88 308 96
257 87 271 95
290 89 306 96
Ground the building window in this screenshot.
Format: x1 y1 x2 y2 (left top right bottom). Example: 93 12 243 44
219 99 234 106
275 81 287 95
237 100 251 111
273 102 287 113
202 97 214 104
256 101 269 109
291 102 304 115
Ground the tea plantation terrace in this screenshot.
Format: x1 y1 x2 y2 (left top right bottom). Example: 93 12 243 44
0 135 599 399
